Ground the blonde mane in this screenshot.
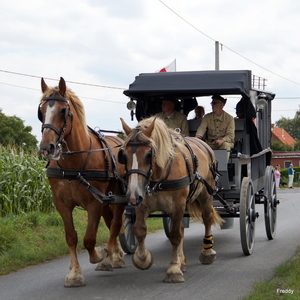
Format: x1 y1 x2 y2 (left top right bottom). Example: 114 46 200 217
123 117 185 169
40 85 88 135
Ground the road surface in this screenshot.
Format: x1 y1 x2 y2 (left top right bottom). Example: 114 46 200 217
1 188 300 300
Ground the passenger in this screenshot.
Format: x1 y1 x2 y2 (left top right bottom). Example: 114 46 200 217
195 94 235 153
193 106 205 120
154 96 189 136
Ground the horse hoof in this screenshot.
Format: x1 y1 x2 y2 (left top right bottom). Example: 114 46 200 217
64 278 85 287
132 252 153 270
199 251 216 264
95 258 113 271
112 259 126 269
164 273 185 283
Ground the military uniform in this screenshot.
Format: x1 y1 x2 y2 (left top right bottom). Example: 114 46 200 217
196 111 235 151
155 110 189 136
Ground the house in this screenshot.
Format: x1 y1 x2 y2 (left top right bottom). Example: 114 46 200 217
271 125 299 167
271 151 300 168
271 125 296 148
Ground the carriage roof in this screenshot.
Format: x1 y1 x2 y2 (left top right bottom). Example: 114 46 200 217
123 70 275 100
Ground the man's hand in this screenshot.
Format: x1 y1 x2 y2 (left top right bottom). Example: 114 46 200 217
214 139 225 147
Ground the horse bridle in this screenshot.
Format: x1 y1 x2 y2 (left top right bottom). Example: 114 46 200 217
38 90 73 145
119 140 155 179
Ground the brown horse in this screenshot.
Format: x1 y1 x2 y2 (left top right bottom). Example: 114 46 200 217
38 77 126 287
119 116 223 283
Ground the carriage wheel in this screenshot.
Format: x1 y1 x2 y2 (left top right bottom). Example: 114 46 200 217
240 177 256 255
163 212 190 238
264 166 278 240
163 214 172 238
119 217 137 254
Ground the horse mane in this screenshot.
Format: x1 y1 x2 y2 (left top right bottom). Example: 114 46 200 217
40 85 88 135
123 117 185 169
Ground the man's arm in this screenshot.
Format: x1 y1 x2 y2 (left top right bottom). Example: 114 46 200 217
195 117 208 139
223 116 235 143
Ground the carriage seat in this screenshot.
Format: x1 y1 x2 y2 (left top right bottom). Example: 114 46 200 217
188 119 202 137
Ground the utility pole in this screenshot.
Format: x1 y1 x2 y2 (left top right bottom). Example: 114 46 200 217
215 41 220 70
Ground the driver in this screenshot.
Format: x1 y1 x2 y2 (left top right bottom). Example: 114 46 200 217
154 96 189 136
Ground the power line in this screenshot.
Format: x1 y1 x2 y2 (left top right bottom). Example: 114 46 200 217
0 69 126 90
159 0 300 87
0 81 125 104
1 80 300 102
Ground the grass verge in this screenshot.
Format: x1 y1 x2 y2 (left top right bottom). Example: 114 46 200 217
0 209 163 276
244 247 300 299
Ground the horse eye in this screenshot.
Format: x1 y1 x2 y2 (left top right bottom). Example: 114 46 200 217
145 152 152 163
61 108 67 118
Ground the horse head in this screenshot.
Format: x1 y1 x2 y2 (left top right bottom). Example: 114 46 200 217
38 77 74 160
120 117 156 206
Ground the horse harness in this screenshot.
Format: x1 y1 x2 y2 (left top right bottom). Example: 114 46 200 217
38 90 126 204
119 130 221 200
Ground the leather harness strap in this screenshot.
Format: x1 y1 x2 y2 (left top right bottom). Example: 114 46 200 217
46 129 126 204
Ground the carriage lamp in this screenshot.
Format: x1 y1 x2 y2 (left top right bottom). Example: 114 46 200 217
256 93 267 114
127 100 136 111
127 100 136 120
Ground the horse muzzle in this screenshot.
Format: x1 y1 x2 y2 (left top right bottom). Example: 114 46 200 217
39 142 62 160
127 191 144 206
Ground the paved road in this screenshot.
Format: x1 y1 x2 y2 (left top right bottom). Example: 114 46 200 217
1 188 300 300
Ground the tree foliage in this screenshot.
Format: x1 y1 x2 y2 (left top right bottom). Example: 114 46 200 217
0 109 38 152
275 112 300 141
271 140 293 151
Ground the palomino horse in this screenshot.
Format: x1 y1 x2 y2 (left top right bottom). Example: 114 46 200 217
38 77 126 287
119 116 223 283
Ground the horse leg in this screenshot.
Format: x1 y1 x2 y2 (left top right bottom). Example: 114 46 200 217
54 200 86 287
83 204 108 267
164 211 186 283
199 200 217 265
95 204 125 271
132 206 153 270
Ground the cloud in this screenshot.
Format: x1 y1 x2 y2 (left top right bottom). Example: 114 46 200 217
1 0 300 143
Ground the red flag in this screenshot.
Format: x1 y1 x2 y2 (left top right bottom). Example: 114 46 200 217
156 59 176 72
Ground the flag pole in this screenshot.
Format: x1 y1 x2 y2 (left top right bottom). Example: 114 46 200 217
215 41 220 70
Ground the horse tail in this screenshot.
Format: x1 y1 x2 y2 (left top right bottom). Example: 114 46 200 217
187 200 224 226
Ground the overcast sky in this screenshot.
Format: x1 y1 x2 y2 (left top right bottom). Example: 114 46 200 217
1 0 300 142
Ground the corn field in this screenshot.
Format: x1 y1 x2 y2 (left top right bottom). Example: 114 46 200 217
0 145 53 217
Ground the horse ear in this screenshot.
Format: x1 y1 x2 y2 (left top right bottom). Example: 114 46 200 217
41 78 48 93
58 77 66 97
120 118 132 136
143 118 156 138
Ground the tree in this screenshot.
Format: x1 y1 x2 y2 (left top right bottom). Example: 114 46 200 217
0 109 38 152
271 140 293 151
275 111 300 141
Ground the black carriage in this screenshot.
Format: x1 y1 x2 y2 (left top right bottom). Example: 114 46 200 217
119 70 278 255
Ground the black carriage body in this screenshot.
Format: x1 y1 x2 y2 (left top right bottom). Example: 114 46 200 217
124 70 275 200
